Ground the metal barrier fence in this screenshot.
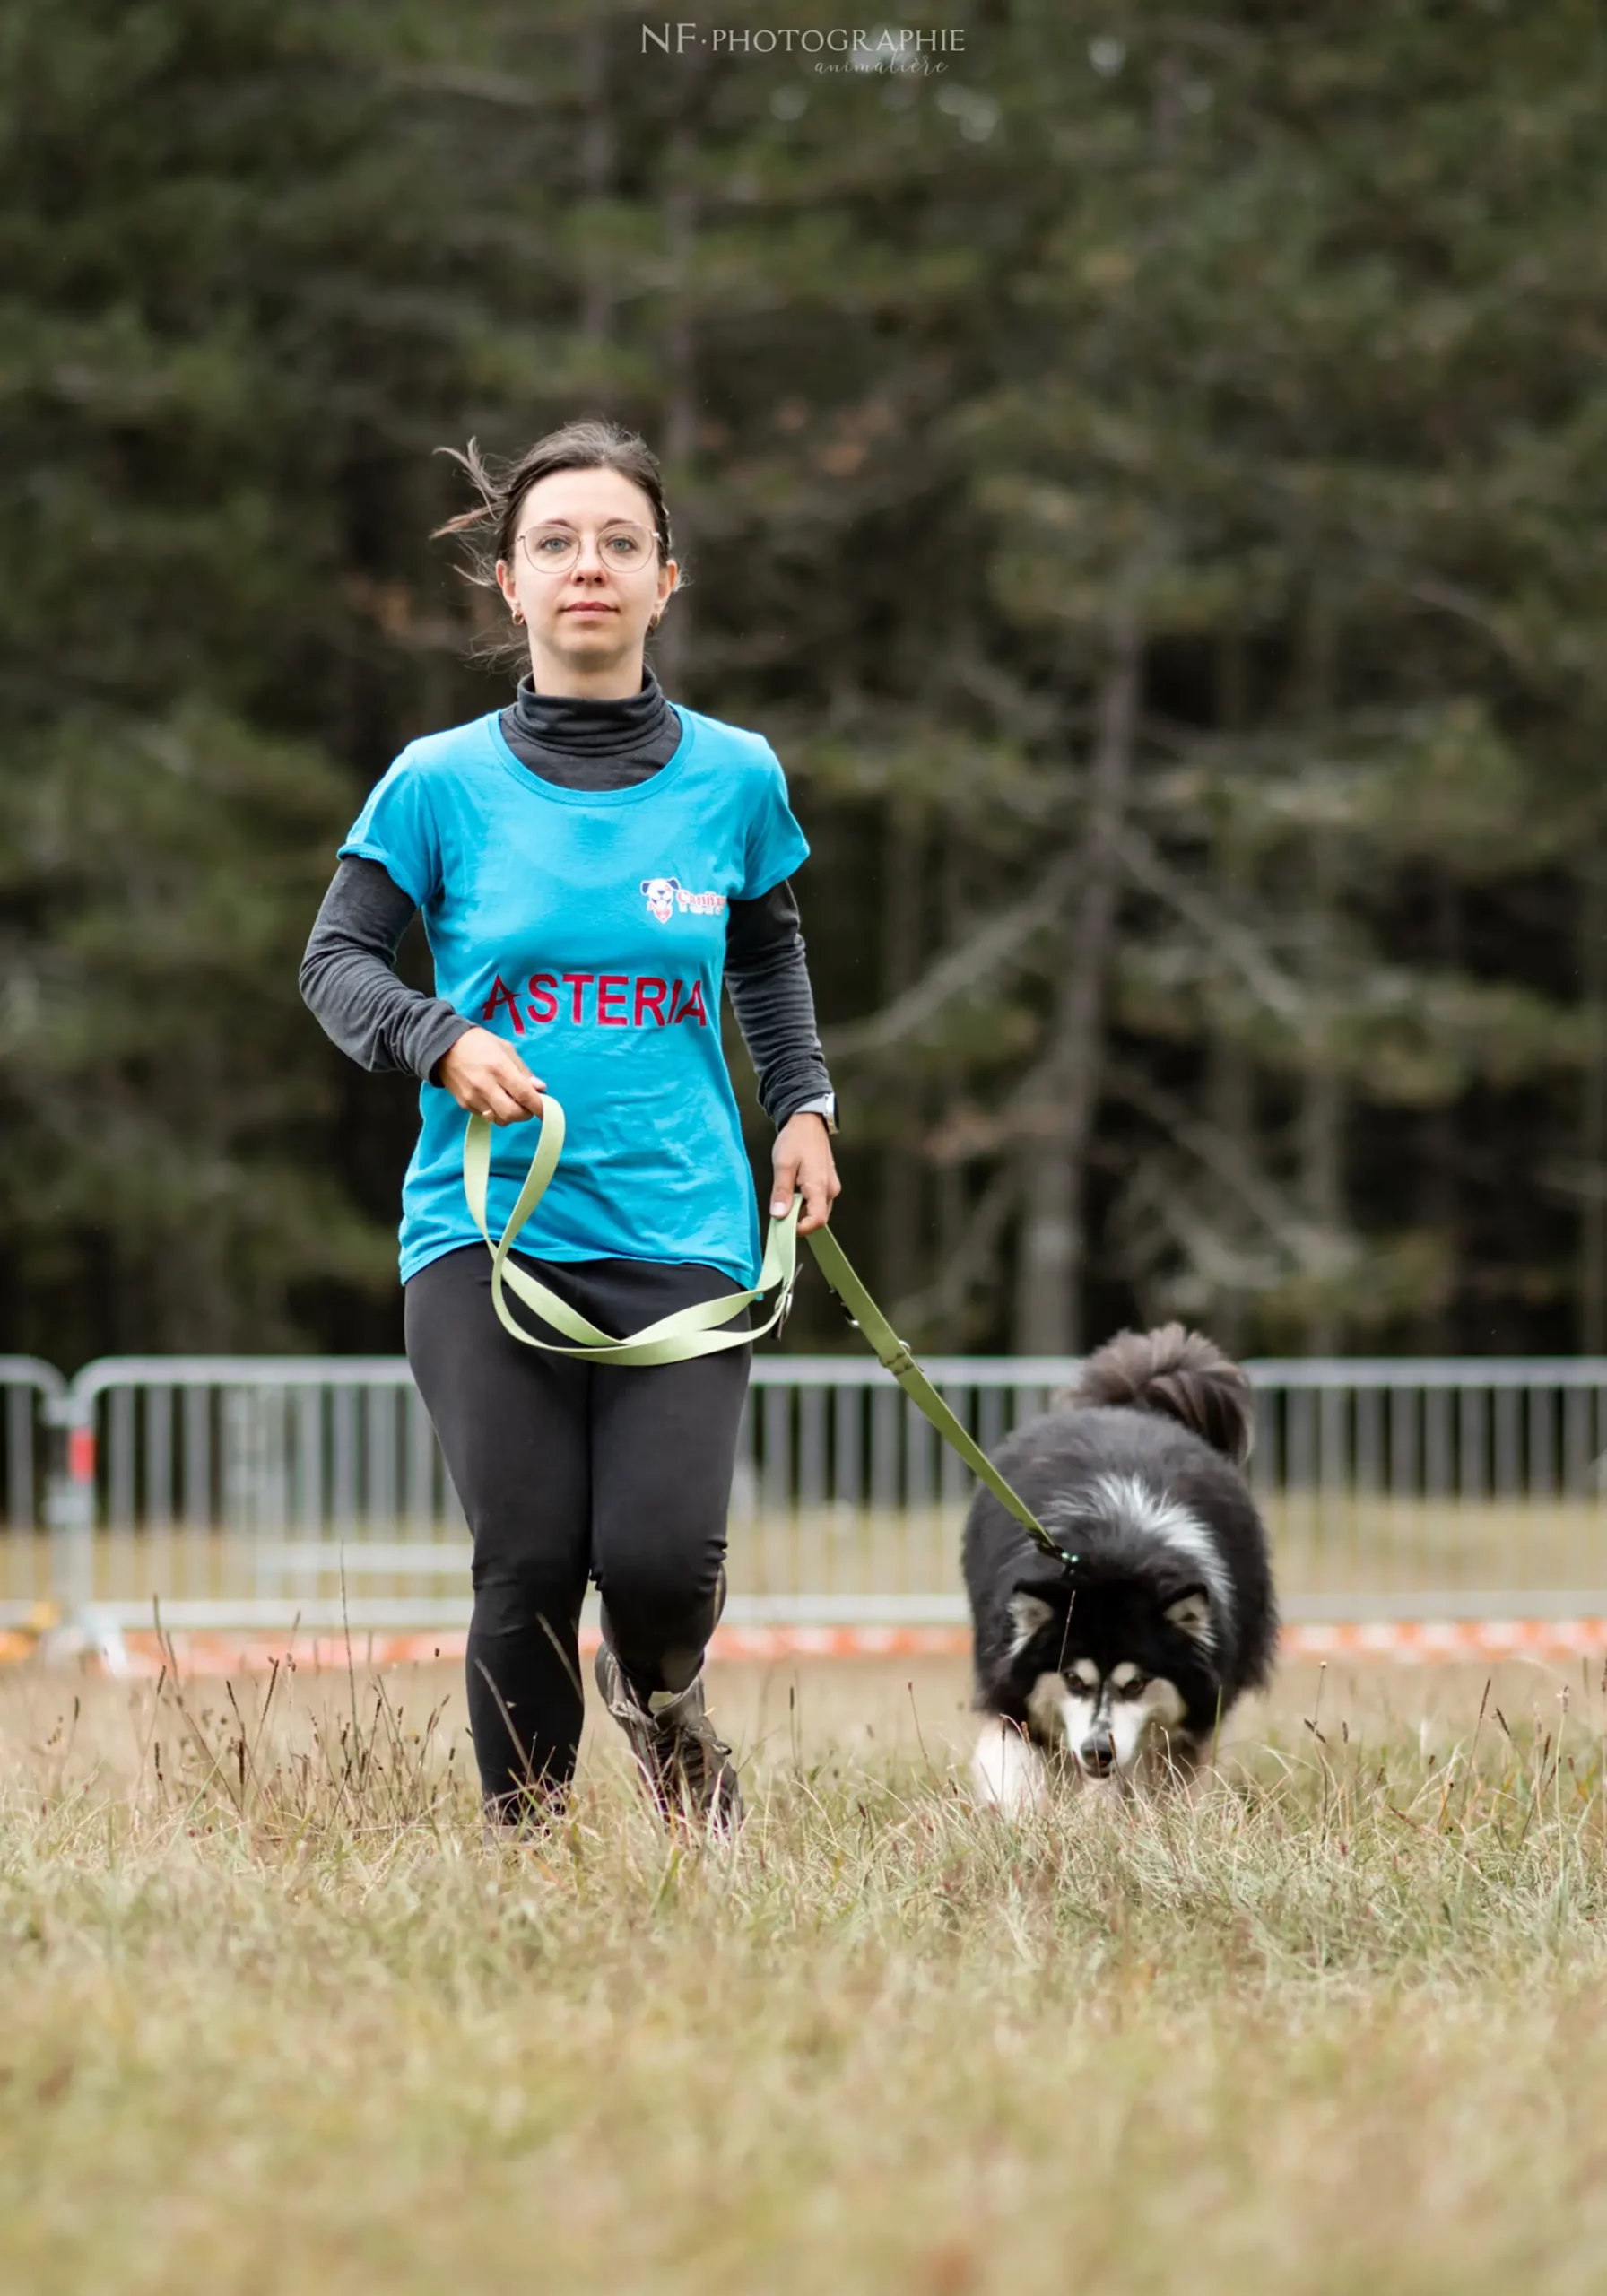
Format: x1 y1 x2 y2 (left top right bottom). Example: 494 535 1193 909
0 1356 65 1624
0 1353 1603 1636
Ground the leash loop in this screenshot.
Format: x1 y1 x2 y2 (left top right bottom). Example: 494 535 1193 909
463 1097 1065 1561
464 1099 801 1364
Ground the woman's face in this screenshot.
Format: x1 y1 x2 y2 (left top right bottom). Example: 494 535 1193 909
495 465 676 690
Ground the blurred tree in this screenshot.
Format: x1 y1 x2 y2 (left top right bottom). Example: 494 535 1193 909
0 0 455 1356
822 0 1607 1356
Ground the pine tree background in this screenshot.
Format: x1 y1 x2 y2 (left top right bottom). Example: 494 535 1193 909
3 0 1604 1365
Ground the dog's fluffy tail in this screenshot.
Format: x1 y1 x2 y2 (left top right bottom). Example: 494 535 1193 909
1065 1323 1254 1465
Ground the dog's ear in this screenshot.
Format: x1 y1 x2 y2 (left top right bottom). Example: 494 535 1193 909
1006 1589 1057 1657
1163 1584 1213 1648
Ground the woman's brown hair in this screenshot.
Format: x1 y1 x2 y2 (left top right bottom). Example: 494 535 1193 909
434 418 673 570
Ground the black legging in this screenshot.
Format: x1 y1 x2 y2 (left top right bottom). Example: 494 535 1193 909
404 1244 751 1813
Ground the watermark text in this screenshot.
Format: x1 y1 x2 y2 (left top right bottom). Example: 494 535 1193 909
643 23 966 57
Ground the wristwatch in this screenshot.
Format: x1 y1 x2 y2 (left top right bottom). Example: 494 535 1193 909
789 1091 838 1135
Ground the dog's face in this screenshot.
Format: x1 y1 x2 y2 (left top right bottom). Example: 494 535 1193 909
1003 1576 1213 1781
1022 1651 1186 1781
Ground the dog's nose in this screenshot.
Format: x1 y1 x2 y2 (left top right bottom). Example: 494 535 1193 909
1080 1735 1116 1777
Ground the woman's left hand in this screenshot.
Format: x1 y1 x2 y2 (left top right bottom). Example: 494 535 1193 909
770 1111 841 1236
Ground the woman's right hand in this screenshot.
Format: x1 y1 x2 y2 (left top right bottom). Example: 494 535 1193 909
433 1028 546 1125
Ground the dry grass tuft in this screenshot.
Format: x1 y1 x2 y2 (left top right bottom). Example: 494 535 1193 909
1 1653 1605 2294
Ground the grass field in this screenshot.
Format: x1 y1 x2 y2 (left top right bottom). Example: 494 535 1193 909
8 1492 1607 1617
2 1651 1606 2294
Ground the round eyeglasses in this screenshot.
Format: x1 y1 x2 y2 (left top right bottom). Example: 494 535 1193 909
517 522 658 577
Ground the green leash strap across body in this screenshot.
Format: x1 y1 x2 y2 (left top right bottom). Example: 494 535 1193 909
800 1222 1076 1569
464 1100 1076 1569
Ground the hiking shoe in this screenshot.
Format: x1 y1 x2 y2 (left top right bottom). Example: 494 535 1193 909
593 1642 743 1835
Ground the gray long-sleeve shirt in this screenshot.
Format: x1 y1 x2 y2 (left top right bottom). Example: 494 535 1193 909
300 671 837 1130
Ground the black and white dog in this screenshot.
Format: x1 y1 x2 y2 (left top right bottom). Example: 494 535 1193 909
965 1324 1275 1813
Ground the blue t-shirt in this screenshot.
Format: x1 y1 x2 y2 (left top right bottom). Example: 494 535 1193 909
340 705 810 1286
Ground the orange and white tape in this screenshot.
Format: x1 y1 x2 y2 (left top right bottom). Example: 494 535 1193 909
9 1617 1606 1677
1283 1617 1607 1664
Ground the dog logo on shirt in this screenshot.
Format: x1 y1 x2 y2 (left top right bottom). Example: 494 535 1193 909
640 875 682 922
640 875 727 922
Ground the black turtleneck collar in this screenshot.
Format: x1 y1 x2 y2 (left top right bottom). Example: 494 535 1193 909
507 667 680 767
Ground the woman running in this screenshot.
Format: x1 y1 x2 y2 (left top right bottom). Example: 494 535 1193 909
300 418 839 1833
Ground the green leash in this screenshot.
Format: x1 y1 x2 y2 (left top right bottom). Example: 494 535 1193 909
465 1100 1076 1570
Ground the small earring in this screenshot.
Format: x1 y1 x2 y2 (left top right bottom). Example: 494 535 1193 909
512 607 525 625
